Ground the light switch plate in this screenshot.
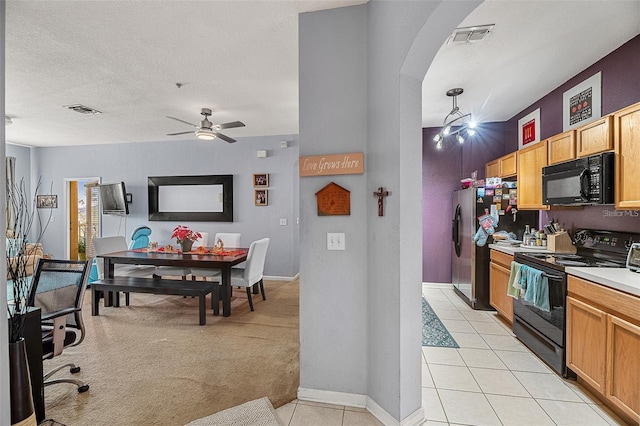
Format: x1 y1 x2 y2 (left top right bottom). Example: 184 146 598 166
327 233 345 250
280 218 287 226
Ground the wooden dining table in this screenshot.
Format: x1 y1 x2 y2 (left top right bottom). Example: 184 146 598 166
97 248 248 317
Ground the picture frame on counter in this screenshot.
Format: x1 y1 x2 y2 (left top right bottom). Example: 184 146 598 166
518 108 540 149
563 71 601 131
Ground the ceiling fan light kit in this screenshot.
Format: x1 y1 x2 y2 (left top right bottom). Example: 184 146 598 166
433 88 478 149
166 107 245 143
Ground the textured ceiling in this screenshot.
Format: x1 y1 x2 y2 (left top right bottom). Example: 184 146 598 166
4 1 640 148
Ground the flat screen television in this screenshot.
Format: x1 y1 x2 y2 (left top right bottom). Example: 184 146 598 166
99 182 129 215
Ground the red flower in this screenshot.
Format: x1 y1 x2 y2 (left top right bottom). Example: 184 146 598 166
171 225 202 244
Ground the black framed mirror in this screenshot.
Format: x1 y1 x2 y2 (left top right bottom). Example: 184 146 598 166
148 175 233 221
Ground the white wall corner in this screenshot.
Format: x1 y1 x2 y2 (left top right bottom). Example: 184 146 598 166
365 397 425 426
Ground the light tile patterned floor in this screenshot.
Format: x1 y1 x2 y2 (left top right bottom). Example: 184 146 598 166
275 285 627 425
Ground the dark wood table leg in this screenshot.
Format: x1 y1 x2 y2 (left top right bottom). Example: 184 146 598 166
106 259 115 307
212 284 220 316
221 267 231 317
199 294 206 325
91 285 99 316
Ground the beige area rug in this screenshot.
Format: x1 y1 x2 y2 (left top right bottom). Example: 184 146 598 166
186 397 282 426
43 279 299 426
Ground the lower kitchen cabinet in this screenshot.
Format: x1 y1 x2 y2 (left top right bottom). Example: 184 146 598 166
566 296 606 394
489 249 513 324
567 275 640 424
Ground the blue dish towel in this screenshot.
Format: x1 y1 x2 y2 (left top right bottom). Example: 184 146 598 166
523 267 550 312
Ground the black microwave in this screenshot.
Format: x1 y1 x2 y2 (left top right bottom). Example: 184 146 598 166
542 152 614 206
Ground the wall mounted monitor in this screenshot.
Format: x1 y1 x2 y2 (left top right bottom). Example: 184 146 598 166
99 181 129 215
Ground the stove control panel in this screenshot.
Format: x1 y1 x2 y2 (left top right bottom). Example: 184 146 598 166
573 229 640 255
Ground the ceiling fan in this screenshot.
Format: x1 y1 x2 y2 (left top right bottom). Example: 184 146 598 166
166 108 245 143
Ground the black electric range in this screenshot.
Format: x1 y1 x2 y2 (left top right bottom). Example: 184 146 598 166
512 229 640 378
517 229 640 271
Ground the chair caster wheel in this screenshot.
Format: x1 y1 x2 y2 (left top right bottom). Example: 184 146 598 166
78 384 89 393
70 366 81 374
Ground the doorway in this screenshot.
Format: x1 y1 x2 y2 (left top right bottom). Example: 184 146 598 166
65 178 100 261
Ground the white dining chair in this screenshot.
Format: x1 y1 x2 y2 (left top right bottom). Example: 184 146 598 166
92 236 156 305
209 238 269 311
190 232 241 281
154 232 209 281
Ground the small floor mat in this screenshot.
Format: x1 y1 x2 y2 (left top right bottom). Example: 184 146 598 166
185 397 282 426
422 297 459 348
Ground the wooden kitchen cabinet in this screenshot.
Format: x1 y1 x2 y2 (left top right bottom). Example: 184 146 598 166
576 115 613 157
499 152 517 177
567 275 640 424
485 152 517 178
547 130 576 165
517 140 549 210
566 296 607 394
614 101 640 209
485 159 500 178
489 249 513 324
606 315 640 422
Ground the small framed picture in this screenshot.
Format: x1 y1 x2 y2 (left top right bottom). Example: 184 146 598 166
255 189 268 206
253 173 269 188
37 195 58 209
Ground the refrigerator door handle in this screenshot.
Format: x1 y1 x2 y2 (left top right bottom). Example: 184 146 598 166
453 204 462 257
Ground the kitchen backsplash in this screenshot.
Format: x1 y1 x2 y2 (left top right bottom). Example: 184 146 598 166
540 206 640 235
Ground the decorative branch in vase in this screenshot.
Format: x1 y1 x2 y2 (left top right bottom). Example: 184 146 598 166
6 177 52 426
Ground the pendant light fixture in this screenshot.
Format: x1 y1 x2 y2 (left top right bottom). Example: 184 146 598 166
433 88 478 149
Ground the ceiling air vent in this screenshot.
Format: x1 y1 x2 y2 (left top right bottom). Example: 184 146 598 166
64 104 102 115
448 24 495 44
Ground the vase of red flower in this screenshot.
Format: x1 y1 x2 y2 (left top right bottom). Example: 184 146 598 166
171 225 202 253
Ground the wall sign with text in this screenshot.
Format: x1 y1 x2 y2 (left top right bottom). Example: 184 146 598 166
299 152 364 177
563 72 602 131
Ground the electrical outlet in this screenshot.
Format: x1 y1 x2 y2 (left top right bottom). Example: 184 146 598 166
280 218 287 226
327 233 345 250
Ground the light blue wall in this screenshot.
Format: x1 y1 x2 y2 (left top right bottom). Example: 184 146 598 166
32 135 300 278
299 1 481 422
6 144 31 198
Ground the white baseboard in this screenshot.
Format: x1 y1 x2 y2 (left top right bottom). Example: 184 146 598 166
264 273 299 281
297 387 366 408
422 282 453 289
297 388 425 426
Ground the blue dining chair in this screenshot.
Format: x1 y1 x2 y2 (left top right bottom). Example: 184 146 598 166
129 226 152 250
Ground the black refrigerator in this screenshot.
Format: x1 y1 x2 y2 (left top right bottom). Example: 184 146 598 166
451 187 538 310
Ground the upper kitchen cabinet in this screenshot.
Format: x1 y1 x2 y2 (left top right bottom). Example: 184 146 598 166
576 115 613 157
614 101 640 209
485 152 517 178
548 130 576 165
517 140 549 210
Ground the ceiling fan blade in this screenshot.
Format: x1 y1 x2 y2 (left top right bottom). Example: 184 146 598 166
166 131 195 136
217 121 245 130
166 116 198 127
213 132 236 143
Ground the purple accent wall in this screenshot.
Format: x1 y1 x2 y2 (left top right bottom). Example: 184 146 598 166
506 34 640 149
423 34 640 283
422 123 507 283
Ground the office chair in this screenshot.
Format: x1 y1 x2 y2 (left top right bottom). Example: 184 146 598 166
28 259 90 393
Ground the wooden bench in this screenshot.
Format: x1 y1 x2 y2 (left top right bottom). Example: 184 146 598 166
91 277 217 325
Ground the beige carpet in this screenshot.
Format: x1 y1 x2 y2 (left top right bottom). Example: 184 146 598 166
43 279 299 425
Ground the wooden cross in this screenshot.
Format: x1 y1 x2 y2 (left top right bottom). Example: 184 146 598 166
373 187 390 216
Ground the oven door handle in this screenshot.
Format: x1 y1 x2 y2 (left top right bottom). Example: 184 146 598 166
542 272 564 280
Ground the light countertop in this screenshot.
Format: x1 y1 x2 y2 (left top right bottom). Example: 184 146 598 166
565 267 640 298
489 243 553 256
